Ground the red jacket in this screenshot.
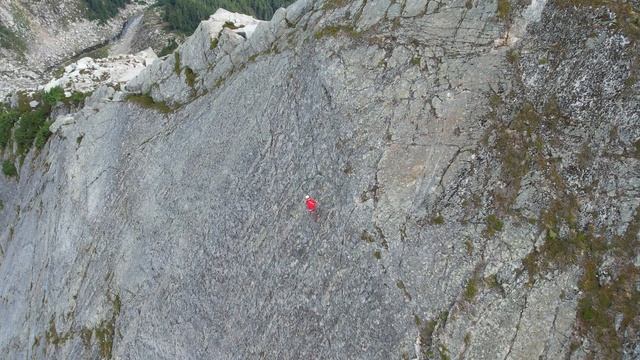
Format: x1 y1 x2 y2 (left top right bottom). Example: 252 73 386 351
305 197 318 211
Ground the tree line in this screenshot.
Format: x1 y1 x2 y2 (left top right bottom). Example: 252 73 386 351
82 0 294 34
157 0 294 34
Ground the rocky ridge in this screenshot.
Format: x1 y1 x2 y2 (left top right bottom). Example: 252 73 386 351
0 0 638 359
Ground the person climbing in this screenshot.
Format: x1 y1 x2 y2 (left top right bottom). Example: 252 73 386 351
305 195 319 221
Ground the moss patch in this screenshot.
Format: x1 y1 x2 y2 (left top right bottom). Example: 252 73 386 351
415 311 449 357
174 52 181 75
45 316 72 347
575 211 640 357
360 230 375 243
562 1 640 41
210 37 219 50
184 67 197 88
95 293 122 359
314 25 360 39
464 277 479 301
485 214 503 237
126 94 173 114
496 0 510 21
322 0 352 10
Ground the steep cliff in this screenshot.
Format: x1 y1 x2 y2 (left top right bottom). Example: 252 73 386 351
0 0 638 359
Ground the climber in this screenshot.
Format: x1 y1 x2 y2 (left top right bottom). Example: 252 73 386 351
305 195 319 221
305 195 318 212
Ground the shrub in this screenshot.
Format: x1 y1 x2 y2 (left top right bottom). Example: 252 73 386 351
43 87 65 106
0 110 19 149
34 121 53 149
2 160 17 177
14 109 48 155
69 91 89 106
159 38 178 57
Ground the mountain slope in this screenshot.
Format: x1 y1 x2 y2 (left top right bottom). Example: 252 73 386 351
0 0 638 359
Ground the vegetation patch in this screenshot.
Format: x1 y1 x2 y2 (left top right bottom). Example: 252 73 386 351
490 101 567 213
85 44 111 59
68 91 90 107
520 195 589 285
83 0 130 23
438 344 451 360
159 38 178 57
184 67 197 88
506 49 520 64
34 121 54 150
2 160 18 177
322 0 351 10
15 109 49 156
496 0 510 21
396 280 406 290
485 214 503 237
45 317 72 347
561 0 640 41
95 293 122 359
174 52 182 75
80 327 93 348
633 139 640 158
125 94 173 114
210 37 219 50
43 86 65 106
360 230 375 243
415 311 449 358
464 239 473 255
314 25 360 39
0 109 19 149
432 215 444 225
0 24 26 54
464 277 478 301
575 210 640 357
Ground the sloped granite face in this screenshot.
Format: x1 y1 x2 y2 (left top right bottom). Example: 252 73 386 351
1 0 639 359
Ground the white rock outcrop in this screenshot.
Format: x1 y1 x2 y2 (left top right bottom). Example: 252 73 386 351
42 49 157 95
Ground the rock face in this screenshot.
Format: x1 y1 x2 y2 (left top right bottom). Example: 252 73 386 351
0 0 639 359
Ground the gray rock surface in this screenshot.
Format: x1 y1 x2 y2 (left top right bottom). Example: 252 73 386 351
0 0 638 359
